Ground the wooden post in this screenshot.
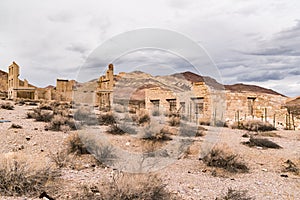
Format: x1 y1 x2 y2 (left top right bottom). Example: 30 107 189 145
264 108 267 122
237 110 240 128
273 114 276 128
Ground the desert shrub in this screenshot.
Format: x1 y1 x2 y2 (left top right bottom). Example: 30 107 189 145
65 133 89 155
179 123 197 137
1 102 14 110
0 159 59 197
104 174 172 200
74 174 174 200
98 113 116 125
107 124 126 135
9 123 22 129
215 120 226 127
93 144 117 166
49 150 74 169
74 108 90 121
46 115 76 131
199 120 210 126
142 126 172 141
242 133 249 138
38 103 53 110
152 109 160 116
231 120 276 132
118 123 137 135
138 113 150 125
242 137 282 149
282 160 299 175
216 188 253 200
27 109 53 122
259 132 281 138
169 116 180 126
203 147 249 173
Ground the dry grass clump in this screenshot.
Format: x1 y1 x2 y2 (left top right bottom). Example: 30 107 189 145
46 115 77 131
26 108 53 122
9 123 22 129
216 188 254 200
98 113 116 125
1 102 14 110
202 146 249 173
142 125 172 141
138 113 151 125
65 132 89 155
282 160 299 175
107 124 126 135
75 174 174 200
169 116 180 126
0 159 59 197
242 136 282 149
231 120 276 132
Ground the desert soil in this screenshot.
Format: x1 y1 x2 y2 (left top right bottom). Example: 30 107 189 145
0 100 299 200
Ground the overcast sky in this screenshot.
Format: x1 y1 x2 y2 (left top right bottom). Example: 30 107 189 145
0 0 299 97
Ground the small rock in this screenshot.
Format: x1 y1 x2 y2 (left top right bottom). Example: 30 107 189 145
125 142 130 146
25 136 31 141
262 168 268 172
34 128 38 130
280 174 288 178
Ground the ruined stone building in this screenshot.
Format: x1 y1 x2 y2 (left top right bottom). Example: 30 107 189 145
0 62 75 102
7 62 36 100
97 65 295 128
96 64 114 111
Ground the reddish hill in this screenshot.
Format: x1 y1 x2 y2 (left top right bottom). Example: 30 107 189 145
225 83 285 97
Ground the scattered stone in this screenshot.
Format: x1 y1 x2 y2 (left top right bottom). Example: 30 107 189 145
280 174 288 178
25 136 31 141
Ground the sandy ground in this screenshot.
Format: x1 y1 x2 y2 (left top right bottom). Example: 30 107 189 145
0 100 299 200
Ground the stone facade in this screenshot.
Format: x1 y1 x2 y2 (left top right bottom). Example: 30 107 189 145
1 62 75 102
7 62 36 100
96 64 114 110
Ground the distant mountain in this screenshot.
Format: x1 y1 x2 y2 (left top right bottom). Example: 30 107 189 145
224 83 285 97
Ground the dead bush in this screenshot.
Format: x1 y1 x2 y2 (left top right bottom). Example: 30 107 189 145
98 113 116 125
46 115 77 131
65 133 89 155
9 123 22 129
93 144 117 166
203 146 249 173
138 113 151 125
169 116 180 126
49 150 74 169
107 124 126 135
142 126 172 141
242 137 282 149
98 174 175 200
282 160 299 175
0 159 59 197
1 102 14 110
26 109 53 122
152 109 160 116
231 120 276 132
38 103 53 110
216 188 254 200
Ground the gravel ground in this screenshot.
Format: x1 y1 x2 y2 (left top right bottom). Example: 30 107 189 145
0 100 299 199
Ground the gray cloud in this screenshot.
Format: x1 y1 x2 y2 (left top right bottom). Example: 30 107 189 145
237 71 286 82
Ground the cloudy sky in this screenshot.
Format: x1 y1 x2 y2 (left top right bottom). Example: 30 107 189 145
0 0 299 97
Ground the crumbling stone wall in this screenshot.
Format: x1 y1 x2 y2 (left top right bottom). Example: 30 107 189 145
96 64 114 110
225 91 288 128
